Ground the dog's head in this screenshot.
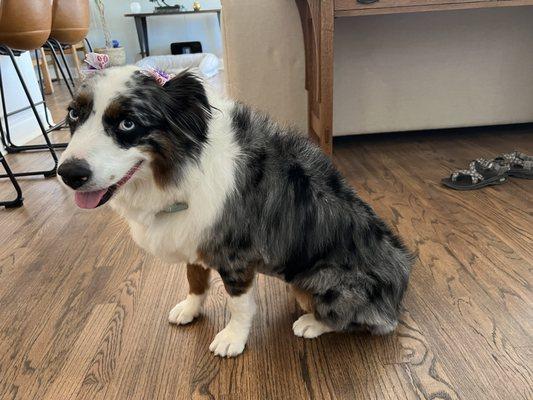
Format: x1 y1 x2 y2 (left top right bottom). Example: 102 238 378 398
57 66 211 209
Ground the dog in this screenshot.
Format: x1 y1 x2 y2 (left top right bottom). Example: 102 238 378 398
57 65 413 357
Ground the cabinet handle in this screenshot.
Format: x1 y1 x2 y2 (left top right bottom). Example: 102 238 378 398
357 0 379 4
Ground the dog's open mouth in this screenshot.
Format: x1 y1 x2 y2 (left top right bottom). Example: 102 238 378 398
74 161 143 209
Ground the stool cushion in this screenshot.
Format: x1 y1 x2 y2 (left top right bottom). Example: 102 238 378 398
50 0 90 45
0 0 52 50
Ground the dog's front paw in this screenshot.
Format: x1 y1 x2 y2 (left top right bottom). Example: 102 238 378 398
168 295 203 325
209 327 247 357
293 313 333 339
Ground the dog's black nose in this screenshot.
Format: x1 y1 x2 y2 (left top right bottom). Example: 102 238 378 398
57 159 92 189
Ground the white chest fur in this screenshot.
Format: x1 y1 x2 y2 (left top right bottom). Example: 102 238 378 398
126 209 208 263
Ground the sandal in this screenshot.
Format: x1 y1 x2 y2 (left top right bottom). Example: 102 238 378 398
493 150 533 180
441 158 509 190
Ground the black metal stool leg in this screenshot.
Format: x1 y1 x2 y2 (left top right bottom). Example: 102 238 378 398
1 48 67 152
34 48 54 128
0 58 68 153
51 38 76 89
46 40 74 97
0 57 12 150
0 45 58 178
0 155 24 208
0 47 69 152
34 48 69 135
84 38 93 53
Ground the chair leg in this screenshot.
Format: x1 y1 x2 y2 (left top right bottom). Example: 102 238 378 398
0 60 10 150
0 48 68 153
38 47 54 95
84 38 93 53
51 53 61 82
34 49 54 127
51 38 76 88
70 45 82 79
0 155 24 208
46 40 74 97
0 45 58 178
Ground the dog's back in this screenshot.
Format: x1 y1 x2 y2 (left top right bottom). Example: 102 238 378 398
199 102 413 333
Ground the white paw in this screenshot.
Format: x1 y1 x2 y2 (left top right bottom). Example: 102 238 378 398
168 295 203 325
293 313 333 339
209 327 247 357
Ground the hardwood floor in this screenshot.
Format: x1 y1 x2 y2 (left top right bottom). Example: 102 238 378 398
0 84 532 399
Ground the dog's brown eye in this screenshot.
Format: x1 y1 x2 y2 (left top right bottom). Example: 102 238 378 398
69 109 79 121
119 119 135 131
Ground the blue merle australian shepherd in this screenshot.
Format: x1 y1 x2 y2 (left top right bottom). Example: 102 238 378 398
58 66 413 357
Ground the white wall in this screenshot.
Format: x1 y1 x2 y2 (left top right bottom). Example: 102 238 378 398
87 0 223 64
0 53 51 152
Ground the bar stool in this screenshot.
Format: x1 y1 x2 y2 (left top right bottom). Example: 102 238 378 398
35 0 92 149
0 0 57 204
0 0 22 208
46 0 91 96
3 0 91 153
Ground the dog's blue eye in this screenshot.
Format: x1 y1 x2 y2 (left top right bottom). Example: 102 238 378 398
69 109 79 121
119 119 135 131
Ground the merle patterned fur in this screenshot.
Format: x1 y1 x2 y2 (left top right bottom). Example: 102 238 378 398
199 101 413 332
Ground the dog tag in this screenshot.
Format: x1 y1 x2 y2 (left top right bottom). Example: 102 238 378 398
163 202 188 213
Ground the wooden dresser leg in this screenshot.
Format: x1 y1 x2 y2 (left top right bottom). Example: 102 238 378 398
319 0 334 156
296 0 335 156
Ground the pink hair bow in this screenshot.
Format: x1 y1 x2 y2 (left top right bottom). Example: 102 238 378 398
139 67 175 86
83 52 110 71
81 53 174 86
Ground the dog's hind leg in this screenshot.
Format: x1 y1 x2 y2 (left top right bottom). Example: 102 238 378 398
292 313 334 339
292 285 314 313
291 285 333 338
209 266 256 357
169 263 211 325
355 308 399 336
369 320 398 335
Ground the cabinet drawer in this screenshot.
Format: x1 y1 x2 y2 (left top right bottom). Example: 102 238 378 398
335 0 492 12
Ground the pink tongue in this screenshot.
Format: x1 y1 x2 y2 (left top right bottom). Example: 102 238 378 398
74 189 108 209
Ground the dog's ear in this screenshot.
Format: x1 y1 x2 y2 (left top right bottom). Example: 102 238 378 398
161 71 211 147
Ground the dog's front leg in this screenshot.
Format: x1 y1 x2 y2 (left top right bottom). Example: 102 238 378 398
169 263 211 325
209 266 256 357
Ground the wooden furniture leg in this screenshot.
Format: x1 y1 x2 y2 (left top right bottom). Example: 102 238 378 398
34 47 53 94
69 45 82 79
50 52 61 82
133 15 149 58
296 0 334 155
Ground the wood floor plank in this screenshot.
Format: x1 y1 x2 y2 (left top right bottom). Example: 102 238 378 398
74 261 144 400
42 303 117 400
393 312 460 400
